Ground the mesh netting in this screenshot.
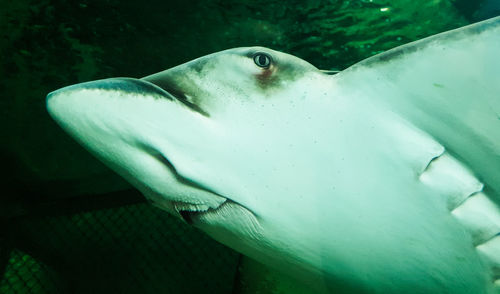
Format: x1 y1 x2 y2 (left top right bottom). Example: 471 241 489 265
1 195 239 294
1 249 61 294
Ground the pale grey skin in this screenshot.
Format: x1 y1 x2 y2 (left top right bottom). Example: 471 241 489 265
47 17 500 293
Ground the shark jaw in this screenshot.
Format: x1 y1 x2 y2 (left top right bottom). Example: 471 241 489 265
46 78 234 221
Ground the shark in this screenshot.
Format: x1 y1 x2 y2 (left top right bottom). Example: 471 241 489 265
47 16 500 293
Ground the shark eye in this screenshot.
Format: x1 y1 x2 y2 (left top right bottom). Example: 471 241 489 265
253 53 272 69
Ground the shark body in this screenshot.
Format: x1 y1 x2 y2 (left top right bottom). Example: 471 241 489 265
47 17 500 293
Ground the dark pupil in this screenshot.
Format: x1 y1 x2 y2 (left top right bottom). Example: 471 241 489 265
258 55 267 66
255 54 269 67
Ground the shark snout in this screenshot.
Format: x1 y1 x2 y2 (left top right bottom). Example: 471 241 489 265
46 78 177 126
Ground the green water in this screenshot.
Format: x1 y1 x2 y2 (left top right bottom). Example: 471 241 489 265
1 0 498 293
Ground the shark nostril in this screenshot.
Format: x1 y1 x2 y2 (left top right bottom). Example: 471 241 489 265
159 86 210 117
162 87 185 101
142 76 210 117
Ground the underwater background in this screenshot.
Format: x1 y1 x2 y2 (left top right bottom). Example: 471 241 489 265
1 0 499 293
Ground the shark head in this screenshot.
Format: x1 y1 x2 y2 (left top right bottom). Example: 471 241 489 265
46 47 332 272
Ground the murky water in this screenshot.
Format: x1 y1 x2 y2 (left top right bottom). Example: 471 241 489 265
1 1 498 293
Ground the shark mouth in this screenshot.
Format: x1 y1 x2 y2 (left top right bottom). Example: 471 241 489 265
144 147 231 225
176 201 233 225
176 200 255 229
148 149 256 227
174 202 219 225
